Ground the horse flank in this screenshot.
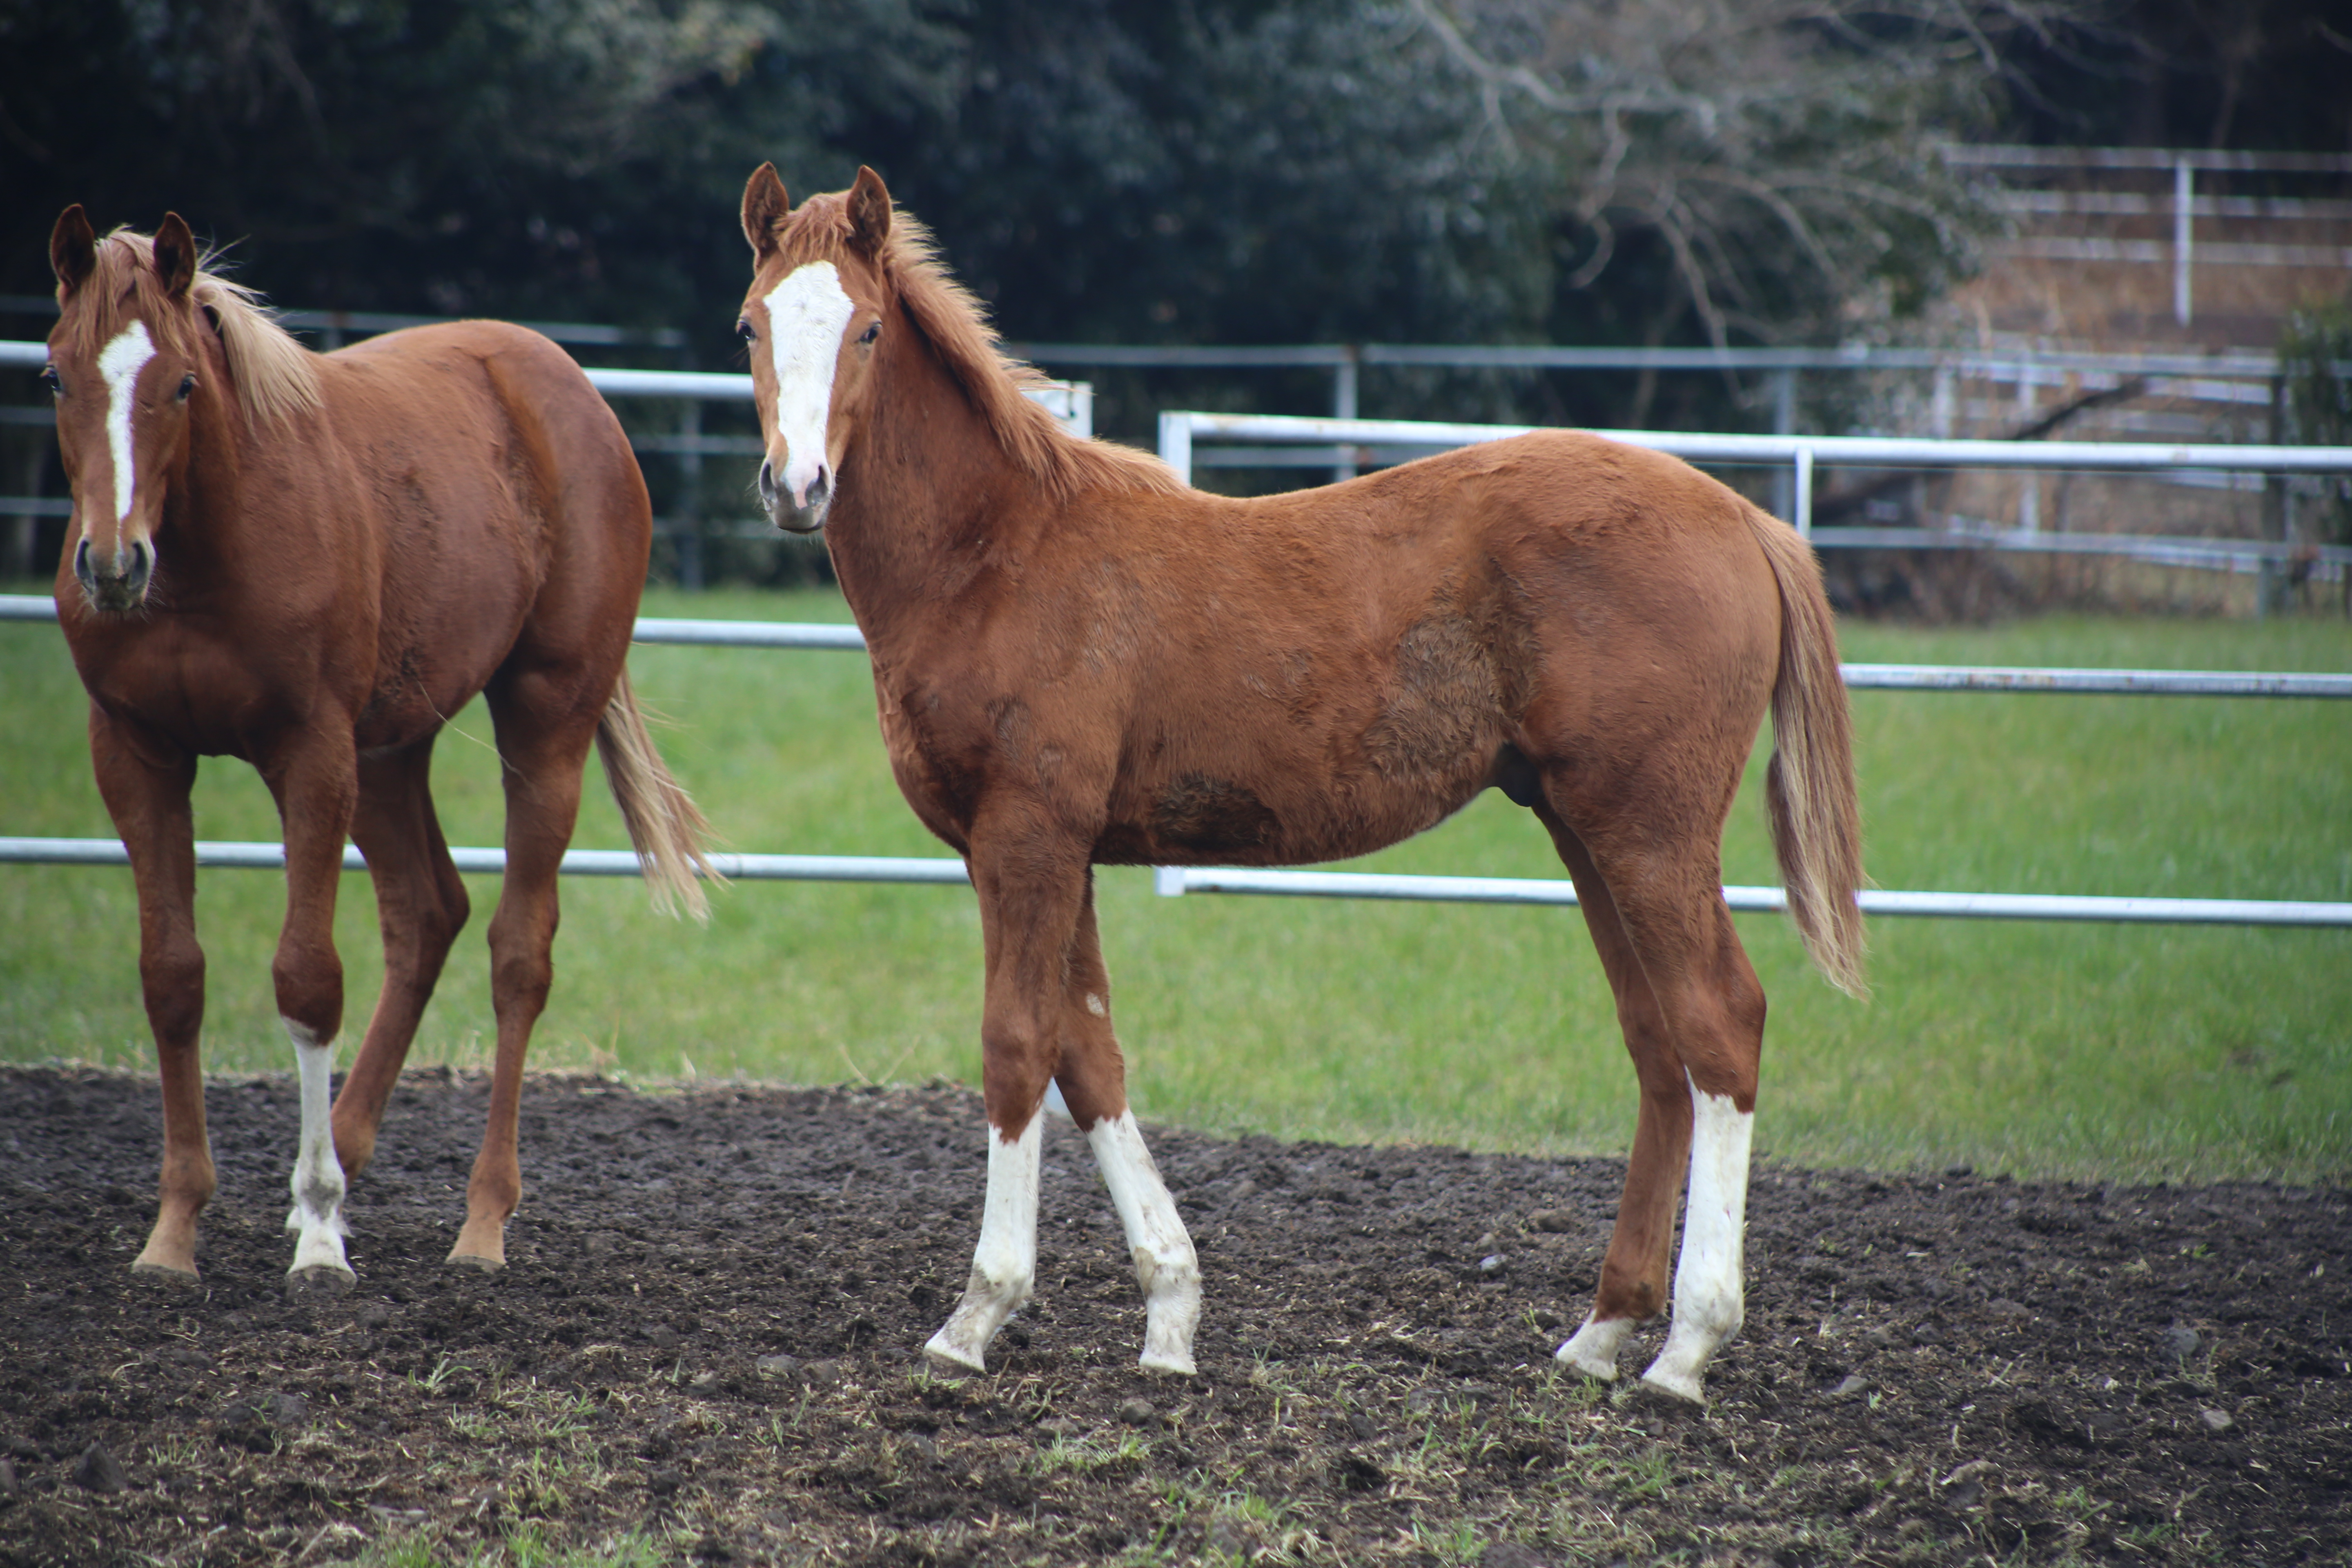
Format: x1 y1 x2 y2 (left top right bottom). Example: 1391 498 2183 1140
66 229 321 430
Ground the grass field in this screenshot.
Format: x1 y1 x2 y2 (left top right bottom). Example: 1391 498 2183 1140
3 584 2347 1185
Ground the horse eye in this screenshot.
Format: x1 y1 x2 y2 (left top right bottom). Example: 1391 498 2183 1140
859 322 880 345
177 374 196 401
40 365 60 395
737 319 756 344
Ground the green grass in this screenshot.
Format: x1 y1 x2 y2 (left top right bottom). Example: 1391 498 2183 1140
3 584 2347 1184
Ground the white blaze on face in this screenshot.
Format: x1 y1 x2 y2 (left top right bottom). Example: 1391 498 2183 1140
764 261 858 508
98 321 157 527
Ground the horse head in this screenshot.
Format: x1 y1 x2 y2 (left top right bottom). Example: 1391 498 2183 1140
736 163 896 535
46 206 214 614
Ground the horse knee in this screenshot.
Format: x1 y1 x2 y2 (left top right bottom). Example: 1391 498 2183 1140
487 905 555 1017
978 1029 1056 1131
271 936 343 1043
138 932 206 1043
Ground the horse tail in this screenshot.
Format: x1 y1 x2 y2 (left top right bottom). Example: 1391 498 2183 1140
595 668 719 922
1746 507 1868 998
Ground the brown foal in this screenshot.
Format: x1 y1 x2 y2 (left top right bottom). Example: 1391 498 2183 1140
43 207 713 1289
736 165 1863 1402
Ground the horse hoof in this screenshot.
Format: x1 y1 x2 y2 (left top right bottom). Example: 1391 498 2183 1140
1633 1367 1706 1409
922 1334 986 1377
444 1251 504 1273
130 1261 201 1287
285 1265 356 1300
1138 1351 1196 1377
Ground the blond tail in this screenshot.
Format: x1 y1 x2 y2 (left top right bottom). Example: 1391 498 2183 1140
1747 508 1868 998
595 668 719 921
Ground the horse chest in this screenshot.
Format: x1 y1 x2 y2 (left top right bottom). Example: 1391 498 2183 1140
76 642 285 759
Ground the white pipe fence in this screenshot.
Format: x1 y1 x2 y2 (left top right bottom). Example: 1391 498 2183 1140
3 594 2348 927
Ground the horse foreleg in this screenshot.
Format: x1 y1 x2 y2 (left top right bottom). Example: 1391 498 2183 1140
92 711 211 1279
266 739 360 1289
1054 878 1200 1375
925 1112 1044 1372
924 829 1086 1374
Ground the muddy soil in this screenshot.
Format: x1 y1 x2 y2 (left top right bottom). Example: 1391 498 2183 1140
0 1066 2345 1567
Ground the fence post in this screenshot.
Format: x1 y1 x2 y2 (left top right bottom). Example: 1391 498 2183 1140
1331 347 1360 484
2173 160 2196 328
1793 443 1814 539
1769 368 1796 519
1158 412 1194 487
2016 368 2040 532
2260 374 2287 618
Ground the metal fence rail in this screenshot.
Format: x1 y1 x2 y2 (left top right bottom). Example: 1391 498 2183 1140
8 597 2349 695
4 595 2348 926
2 835 2343 929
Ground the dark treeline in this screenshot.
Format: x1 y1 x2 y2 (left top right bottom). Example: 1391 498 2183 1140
3 0 2345 437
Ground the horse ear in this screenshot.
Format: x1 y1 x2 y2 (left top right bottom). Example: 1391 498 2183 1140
153 212 198 301
50 205 97 295
742 163 789 262
846 166 892 258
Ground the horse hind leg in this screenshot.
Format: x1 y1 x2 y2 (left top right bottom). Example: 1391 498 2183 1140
1053 878 1200 1374
451 673 601 1268
331 739 470 1180
1538 802 1764 1405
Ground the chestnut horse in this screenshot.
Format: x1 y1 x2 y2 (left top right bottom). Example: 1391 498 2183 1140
736 165 1864 1403
43 207 713 1289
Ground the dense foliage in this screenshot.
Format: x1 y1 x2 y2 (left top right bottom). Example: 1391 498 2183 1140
3 1 2053 368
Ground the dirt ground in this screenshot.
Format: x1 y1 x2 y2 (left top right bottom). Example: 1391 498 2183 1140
0 1066 2345 1568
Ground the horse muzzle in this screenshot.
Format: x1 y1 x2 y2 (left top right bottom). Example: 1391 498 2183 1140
74 535 154 612
758 457 831 535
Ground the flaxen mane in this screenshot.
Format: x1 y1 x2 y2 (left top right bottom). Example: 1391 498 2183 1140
66 230 322 430
777 194 1185 504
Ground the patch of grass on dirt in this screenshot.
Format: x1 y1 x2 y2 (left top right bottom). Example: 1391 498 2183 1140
2 586 2346 1183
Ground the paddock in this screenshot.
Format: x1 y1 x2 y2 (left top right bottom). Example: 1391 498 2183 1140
1 1063 2345 1567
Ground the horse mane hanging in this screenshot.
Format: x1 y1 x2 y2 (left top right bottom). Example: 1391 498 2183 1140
64 229 322 430
774 190 1185 506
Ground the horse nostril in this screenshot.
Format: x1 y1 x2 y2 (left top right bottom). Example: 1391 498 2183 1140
73 537 94 589
125 540 151 592
807 470 831 510
757 459 779 508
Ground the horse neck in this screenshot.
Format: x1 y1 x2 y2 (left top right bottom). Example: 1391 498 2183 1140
824 335 1047 651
